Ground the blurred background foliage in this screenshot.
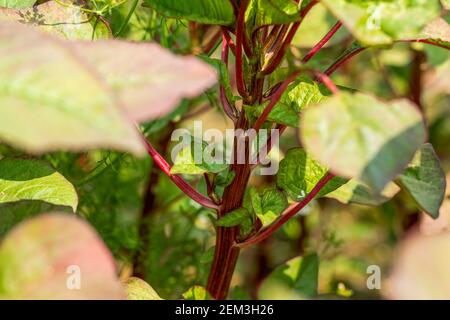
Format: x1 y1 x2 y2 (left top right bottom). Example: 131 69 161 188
0 0 449 299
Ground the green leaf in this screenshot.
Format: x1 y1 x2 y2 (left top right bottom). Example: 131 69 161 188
0 0 35 9
0 21 144 155
171 137 228 175
144 0 235 25
0 213 124 299
245 0 302 36
325 179 400 206
123 277 163 300
0 1 111 39
259 253 319 299
259 188 288 226
397 143 446 218
72 41 217 123
277 148 345 201
442 0 450 10
250 76 330 127
216 207 250 227
182 285 212 300
321 0 442 46
200 56 236 105
0 158 78 211
300 92 426 193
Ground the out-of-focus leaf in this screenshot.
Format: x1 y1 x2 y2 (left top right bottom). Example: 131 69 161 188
0 0 35 8
259 253 319 299
277 148 345 201
216 207 250 227
200 56 236 104
419 17 450 49
250 76 330 127
72 40 217 122
385 230 450 299
182 285 212 300
0 1 111 39
0 158 78 211
0 21 144 155
442 0 450 9
123 277 162 300
397 143 446 219
0 213 124 299
300 92 426 193
326 179 400 206
144 0 235 25
321 0 442 46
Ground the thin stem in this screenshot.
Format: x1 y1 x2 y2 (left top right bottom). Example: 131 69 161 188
221 35 238 121
141 134 219 210
237 173 335 248
114 0 139 37
235 0 250 98
221 27 236 55
253 71 300 132
203 29 222 55
324 47 366 75
261 0 318 75
302 21 343 63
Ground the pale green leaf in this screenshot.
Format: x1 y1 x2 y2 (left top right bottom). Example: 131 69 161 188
182 285 212 300
0 1 111 39
325 179 400 206
277 148 345 201
0 158 78 211
442 0 450 9
321 0 442 46
0 213 124 299
216 207 250 227
300 92 426 193
123 277 162 300
0 21 144 155
72 41 217 122
144 0 235 25
259 188 288 226
259 253 319 299
397 143 446 218
0 0 35 8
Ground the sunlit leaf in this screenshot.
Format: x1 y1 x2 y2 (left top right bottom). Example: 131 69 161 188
0 0 111 39
144 0 235 25
123 277 162 300
321 0 442 46
397 143 446 219
182 285 212 300
72 40 217 122
0 158 78 211
300 92 426 192
259 188 288 226
216 207 250 227
0 0 35 9
0 21 144 155
0 213 124 299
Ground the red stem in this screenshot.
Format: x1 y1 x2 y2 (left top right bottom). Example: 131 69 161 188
142 135 219 210
237 173 335 248
302 21 342 63
324 47 366 75
253 71 300 132
221 27 236 55
220 35 238 121
235 0 249 98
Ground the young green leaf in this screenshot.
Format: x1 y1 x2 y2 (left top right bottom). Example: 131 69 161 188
123 277 163 300
0 1 111 39
0 21 144 155
71 41 217 122
144 0 235 25
300 92 426 193
325 179 400 206
182 285 212 300
250 76 331 127
0 158 78 211
397 143 446 219
0 0 35 8
259 188 288 226
216 207 250 227
277 148 345 201
259 253 319 299
321 0 442 46
245 0 302 36
0 213 124 299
